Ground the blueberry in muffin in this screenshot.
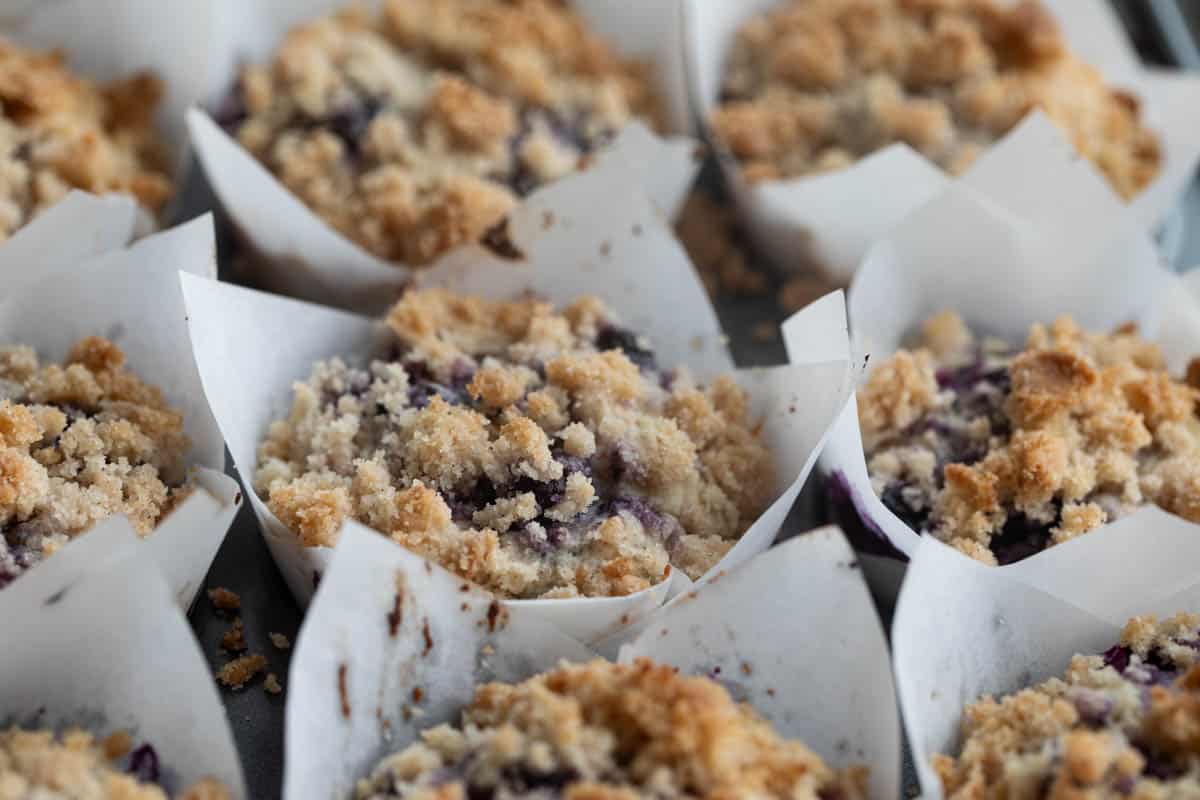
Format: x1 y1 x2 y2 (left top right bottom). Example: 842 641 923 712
935 613 1200 797
712 0 1161 201
354 658 867 799
0 727 229 799
0 40 172 241
254 289 774 599
0 337 190 588
218 0 664 266
859 312 1200 565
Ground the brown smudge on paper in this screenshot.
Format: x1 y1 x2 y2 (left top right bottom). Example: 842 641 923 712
422 619 434 656
338 664 351 719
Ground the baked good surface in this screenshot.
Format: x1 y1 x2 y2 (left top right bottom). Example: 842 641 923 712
936 613 1200 798
0 337 190 588
355 658 867 799
0 39 172 241
860 312 1200 565
218 0 660 266
0 727 229 800
712 0 1161 200
255 289 773 599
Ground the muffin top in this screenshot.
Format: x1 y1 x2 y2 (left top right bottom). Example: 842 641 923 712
0 337 190 589
255 289 774 599
860 312 1200 565
712 0 1161 200
0 39 172 241
355 658 867 799
220 0 661 267
936 613 1200 798
0 727 229 800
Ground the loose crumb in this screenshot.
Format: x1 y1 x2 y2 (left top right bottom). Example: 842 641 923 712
675 189 768 298
269 632 291 650
216 654 268 690
207 586 241 612
265 673 283 695
220 618 246 654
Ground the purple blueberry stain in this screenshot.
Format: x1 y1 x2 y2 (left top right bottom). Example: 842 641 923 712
127 744 160 783
595 324 657 373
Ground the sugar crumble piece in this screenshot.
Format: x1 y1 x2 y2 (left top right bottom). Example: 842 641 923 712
220 618 246 654
216 653 268 690
269 632 291 650
207 586 241 612
264 673 283 695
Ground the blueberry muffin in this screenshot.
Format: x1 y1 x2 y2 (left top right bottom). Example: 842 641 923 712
0 40 172 241
0 727 229 799
859 312 1200 565
217 0 662 266
935 614 1200 798
0 337 190 588
712 0 1161 200
255 289 774 599
355 658 867 799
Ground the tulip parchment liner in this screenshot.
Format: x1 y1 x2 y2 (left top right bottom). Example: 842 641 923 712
189 0 701 313
894 516 1200 799
182 167 853 646
282 523 899 800
0 518 247 797
0 212 242 608
681 0 1200 284
782 113 1200 609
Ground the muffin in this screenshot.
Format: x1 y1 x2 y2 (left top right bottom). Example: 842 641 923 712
712 0 1161 200
254 289 774 599
858 312 1200 565
0 336 190 588
0 727 229 799
0 39 172 241
354 658 867 799
935 613 1200 797
217 0 663 266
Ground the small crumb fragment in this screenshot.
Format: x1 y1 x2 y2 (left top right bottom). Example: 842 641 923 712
264 673 283 695
220 618 246 654
217 654 267 690
269 632 291 650
207 587 241 612
178 778 233 800
101 730 132 760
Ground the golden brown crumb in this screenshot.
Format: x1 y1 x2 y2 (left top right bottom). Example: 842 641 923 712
216 653 268 690
220 618 246 654
264 673 283 695
207 586 241 612
269 632 291 650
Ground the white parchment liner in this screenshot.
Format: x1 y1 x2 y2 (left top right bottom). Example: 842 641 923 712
783 112 1200 608
0 214 242 608
894 511 1200 799
0 517 246 797
182 171 852 644
189 0 700 313
682 0 1200 283
284 523 899 800
0 0 212 209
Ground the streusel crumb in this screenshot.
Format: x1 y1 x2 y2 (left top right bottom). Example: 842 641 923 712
936 614 1200 798
206 587 240 612
0 337 190 588
0 727 229 799
714 0 1160 200
355 658 867 799
255 290 774 599
861 312 1200 564
217 0 662 266
216 653 268 690
0 40 172 241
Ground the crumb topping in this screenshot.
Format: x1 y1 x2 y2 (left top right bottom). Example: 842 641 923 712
0 337 190 588
218 0 661 266
255 289 774 599
0 727 229 800
216 654 268 690
713 0 1161 200
0 39 172 241
355 658 867 799
206 587 240 612
936 613 1200 798
861 312 1200 564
